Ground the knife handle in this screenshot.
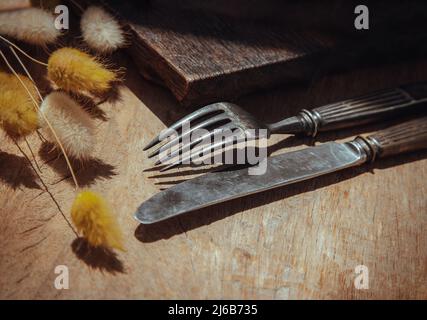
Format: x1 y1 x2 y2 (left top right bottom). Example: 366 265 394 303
351 116 427 161
298 82 427 136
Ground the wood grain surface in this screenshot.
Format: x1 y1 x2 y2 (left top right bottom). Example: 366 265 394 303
0 53 426 299
107 0 336 107
105 0 427 107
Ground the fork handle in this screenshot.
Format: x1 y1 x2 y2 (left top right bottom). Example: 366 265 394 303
349 116 427 161
271 82 427 136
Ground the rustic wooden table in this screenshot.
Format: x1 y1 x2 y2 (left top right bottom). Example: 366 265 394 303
0 54 426 299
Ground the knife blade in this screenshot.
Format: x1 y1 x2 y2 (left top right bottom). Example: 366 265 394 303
135 117 427 224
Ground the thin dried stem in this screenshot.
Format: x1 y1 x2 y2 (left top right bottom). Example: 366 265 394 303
69 0 85 13
24 137 42 173
0 49 80 189
12 137 78 237
9 46 44 101
36 129 48 143
0 35 48 67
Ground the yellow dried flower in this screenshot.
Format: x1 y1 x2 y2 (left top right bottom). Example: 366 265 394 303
0 71 39 137
47 47 117 95
71 190 124 251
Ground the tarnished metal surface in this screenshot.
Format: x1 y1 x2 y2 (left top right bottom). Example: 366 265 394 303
144 83 427 171
135 141 367 224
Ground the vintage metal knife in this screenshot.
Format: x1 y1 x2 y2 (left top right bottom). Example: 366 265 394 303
135 117 427 224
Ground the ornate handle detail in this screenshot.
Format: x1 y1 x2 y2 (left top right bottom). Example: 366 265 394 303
299 82 427 136
350 117 427 161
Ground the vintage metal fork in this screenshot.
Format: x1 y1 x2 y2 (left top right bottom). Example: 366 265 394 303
144 82 427 171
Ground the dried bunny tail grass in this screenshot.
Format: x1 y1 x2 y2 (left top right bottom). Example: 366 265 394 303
0 71 39 137
39 91 95 160
2 48 122 248
71 189 124 251
0 48 80 189
0 70 39 98
47 47 117 95
0 8 60 46
81 6 126 53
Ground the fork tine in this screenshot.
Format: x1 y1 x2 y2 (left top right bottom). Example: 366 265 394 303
155 123 238 165
143 104 223 150
148 113 231 158
159 135 240 172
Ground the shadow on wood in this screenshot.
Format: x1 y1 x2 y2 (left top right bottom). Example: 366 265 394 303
0 151 41 190
71 237 125 274
38 142 117 187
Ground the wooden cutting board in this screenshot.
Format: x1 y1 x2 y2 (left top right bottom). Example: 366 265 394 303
1 52 426 299
3 2 426 299
102 0 427 107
